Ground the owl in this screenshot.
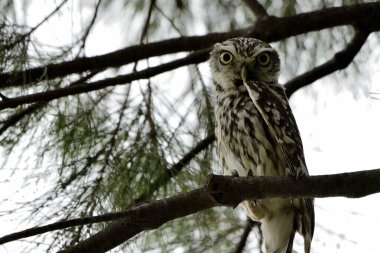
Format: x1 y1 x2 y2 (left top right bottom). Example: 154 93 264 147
209 37 314 253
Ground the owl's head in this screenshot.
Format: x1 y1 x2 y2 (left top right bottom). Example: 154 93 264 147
209 37 280 93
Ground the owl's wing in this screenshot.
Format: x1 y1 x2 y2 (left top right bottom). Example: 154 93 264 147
242 80 306 177
243 79 314 250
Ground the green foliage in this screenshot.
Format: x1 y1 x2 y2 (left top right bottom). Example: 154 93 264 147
0 18 28 74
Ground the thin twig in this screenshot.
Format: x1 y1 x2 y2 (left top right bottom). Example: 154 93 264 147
0 134 215 244
132 0 155 71
140 0 156 44
234 220 256 253
0 102 46 136
133 133 215 203
242 0 268 18
4 0 69 51
284 30 369 97
0 71 100 136
77 0 103 54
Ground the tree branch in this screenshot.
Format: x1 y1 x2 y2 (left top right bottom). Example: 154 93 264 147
77 0 103 54
0 71 99 134
205 169 380 207
0 102 46 136
242 0 268 18
133 133 215 204
284 29 370 97
2 169 380 252
139 0 156 44
61 169 380 253
0 26 371 110
0 134 215 245
0 49 210 110
1 2 379 88
58 188 214 253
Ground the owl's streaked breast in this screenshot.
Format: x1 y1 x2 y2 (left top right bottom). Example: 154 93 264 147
215 91 286 178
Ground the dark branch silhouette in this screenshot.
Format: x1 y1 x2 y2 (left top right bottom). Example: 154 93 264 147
60 169 380 253
0 2 379 88
0 26 371 111
242 0 269 18
0 102 46 136
234 220 256 253
133 133 215 204
2 169 380 252
0 134 216 245
0 49 210 110
284 30 370 97
0 72 99 135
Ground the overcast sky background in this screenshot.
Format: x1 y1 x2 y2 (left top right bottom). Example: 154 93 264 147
1 1 380 252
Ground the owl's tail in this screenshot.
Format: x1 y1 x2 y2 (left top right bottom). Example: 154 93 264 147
260 211 295 253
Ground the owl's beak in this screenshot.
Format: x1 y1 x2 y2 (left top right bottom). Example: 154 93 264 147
240 62 255 87
241 65 248 84
241 61 256 83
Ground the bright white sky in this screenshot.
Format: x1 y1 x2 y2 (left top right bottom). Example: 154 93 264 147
1 1 380 253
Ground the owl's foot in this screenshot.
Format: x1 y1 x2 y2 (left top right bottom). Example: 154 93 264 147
245 200 265 220
206 174 240 208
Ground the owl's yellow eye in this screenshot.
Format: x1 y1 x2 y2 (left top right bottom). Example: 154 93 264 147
220 51 233 65
257 53 271 66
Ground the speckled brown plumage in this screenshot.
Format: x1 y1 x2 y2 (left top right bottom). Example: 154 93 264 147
210 37 314 253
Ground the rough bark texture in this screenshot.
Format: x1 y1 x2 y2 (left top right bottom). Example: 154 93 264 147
57 188 216 253
1 169 377 252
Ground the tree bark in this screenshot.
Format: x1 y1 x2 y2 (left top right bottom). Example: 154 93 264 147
2 169 377 252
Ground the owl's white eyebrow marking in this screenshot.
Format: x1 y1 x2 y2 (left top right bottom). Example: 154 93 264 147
252 48 277 57
218 45 236 55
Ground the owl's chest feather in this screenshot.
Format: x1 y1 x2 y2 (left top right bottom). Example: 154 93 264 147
215 94 286 177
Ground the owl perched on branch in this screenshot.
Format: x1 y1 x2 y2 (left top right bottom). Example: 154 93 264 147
209 37 314 253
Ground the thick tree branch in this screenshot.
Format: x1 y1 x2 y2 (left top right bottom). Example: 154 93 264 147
61 169 380 253
0 24 370 110
205 169 380 207
58 188 214 253
284 30 370 97
0 49 210 110
1 2 379 88
2 169 380 252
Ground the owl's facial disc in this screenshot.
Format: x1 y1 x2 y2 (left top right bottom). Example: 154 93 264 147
238 48 278 84
210 38 280 92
